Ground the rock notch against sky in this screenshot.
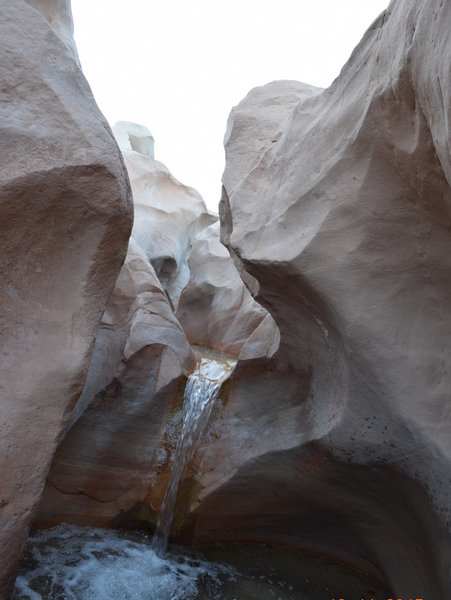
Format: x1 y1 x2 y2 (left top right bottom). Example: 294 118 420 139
33 121 272 535
113 121 216 309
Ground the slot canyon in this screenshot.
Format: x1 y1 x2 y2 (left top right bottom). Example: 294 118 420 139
0 0 450 598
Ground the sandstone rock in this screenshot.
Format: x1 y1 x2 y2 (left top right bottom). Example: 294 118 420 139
177 221 275 357
35 161 279 536
113 121 216 309
113 121 155 159
190 0 451 597
68 237 196 430
34 238 195 529
238 313 280 361
0 2 132 596
24 0 80 65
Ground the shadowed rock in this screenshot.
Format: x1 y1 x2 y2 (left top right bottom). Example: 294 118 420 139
177 221 276 357
0 1 133 596
113 121 216 309
189 0 451 597
33 239 195 529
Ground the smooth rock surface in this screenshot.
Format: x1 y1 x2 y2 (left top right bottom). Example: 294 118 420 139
177 221 274 357
237 313 280 362
0 2 132 596
113 121 155 158
34 125 277 539
34 238 195 529
190 0 451 597
114 122 216 309
24 0 80 64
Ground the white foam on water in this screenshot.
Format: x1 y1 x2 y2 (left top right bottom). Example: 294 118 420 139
13 525 234 600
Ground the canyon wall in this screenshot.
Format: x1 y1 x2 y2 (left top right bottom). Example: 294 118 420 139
0 1 133 596
177 221 271 357
33 125 272 535
8 0 450 598
184 0 451 598
34 238 195 529
113 122 216 309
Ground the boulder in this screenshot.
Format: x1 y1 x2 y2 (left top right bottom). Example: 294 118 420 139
113 121 216 309
0 1 132 596
113 121 155 159
189 0 451 597
34 238 195 529
177 221 275 357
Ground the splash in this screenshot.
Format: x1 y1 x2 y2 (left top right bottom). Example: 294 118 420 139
13 525 232 600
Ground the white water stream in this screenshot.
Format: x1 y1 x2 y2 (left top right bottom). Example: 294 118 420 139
152 354 236 556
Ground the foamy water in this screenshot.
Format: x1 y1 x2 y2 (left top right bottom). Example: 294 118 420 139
13 351 390 599
14 357 237 599
13 525 234 600
13 524 390 599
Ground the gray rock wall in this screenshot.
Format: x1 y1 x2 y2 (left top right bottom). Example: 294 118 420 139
33 239 195 529
195 0 451 596
0 1 133 596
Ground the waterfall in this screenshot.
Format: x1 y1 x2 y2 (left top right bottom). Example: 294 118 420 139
151 354 236 557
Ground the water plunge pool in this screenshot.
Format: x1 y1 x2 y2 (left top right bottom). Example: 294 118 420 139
13 525 390 599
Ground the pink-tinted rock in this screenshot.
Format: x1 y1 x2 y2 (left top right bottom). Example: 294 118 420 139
34 238 195 529
113 121 216 309
187 0 451 597
238 313 280 361
177 222 275 357
24 0 80 64
0 1 132 596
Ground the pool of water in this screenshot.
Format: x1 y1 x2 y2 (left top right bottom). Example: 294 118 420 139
13 525 390 599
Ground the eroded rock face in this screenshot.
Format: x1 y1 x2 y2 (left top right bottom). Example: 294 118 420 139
0 2 132 596
113 121 155 159
237 313 280 361
113 121 216 309
189 0 451 597
177 221 275 357
34 238 195 529
24 0 80 64
34 125 278 540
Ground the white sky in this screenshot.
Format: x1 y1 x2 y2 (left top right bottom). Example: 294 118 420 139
71 0 388 211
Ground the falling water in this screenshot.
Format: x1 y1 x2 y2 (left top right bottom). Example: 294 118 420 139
151 354 236 557
12 359 390 600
